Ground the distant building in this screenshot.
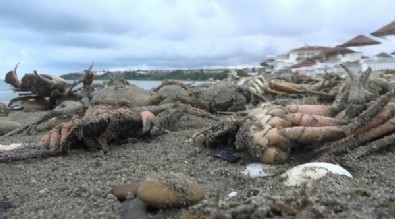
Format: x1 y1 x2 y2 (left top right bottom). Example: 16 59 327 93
262 44 395 75
361 53 395 71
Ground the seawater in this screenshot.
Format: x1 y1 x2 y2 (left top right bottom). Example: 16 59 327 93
0 80 163 104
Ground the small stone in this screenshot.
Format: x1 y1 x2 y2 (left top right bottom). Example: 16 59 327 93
0 119 21 136
137 172 204 208
111 183 140 202
0 103 9 117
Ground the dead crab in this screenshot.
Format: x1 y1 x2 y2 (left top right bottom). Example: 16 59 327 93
39 105 161 153
5 63 70 98
192 65 395 164
237 72 343 100
5 63 95 108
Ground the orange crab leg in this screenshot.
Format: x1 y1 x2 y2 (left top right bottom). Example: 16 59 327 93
269 81 303 93
140 111 156 134
286 104 336 117
281 126 345 143
353 106 395 135
285 113 346 127
39 132 51 149
49 125 62 149
60 121 74 144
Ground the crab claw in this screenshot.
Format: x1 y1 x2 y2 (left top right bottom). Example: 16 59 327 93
5 63 22 88
39 121 74 150
140 111 161 135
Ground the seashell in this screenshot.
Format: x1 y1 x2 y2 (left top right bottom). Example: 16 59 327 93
241 163 277 177
281 162 353 186
0 143 23 152
137 172 204 208
211 149 240 163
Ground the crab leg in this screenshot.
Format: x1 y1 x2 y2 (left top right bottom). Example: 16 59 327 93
285 113 346 127
5 63 22 88
345 132 395 159
343 87 395 135
317 116 395 156
286 105 337 117
140 111 157 134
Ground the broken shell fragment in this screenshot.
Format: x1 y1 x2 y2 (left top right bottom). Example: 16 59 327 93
281 162 353 186
0 143 23 152
211 149 240 163
137 172 204 208
241 163 278 177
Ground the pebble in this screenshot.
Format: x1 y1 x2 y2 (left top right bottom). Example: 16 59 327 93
0 103 9 117
0 118 21 135
111 183 140 202
137 172 204 208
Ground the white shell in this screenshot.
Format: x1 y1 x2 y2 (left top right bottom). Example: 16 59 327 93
282 162 353 186
227 191 237 198
241 163 276 177
0 143 23 152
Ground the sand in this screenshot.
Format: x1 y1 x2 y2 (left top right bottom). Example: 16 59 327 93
1 110 395 218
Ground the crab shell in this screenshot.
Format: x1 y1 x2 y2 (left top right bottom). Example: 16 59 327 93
235 105 291 164
21 73 69 97
39 109 157 152
235 104 345 164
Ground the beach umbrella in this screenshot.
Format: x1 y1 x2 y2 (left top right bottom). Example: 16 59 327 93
371 20 395 37
375 52 392 58
323 45 355 58
342 34 381 48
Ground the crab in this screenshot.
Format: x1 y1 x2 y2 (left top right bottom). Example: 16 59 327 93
192 65 395 164
39 105 161 153
237 73 343 100
5 63 96 109
5 63 70 98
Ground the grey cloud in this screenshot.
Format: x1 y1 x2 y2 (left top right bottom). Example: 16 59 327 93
1 0 395 78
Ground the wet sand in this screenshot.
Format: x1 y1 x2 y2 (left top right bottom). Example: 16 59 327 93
1 110 395 218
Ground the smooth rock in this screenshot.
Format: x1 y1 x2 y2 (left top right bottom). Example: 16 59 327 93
0 119 21 135
281 162 353 187
111 183 140 202
23 98 51 112
0 103 9 117
137 172 204 208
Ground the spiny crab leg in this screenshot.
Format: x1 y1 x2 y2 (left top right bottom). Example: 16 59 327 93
344 131 395 160
317 116 395 157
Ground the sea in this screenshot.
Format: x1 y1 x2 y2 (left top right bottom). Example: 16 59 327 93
0 80 164 104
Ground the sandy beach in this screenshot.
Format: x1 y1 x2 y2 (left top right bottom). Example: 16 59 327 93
0 108 394 219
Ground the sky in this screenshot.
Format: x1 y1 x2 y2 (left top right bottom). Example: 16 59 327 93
1 0 395 77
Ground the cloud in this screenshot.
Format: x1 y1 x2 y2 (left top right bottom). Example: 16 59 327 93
0 0 394 78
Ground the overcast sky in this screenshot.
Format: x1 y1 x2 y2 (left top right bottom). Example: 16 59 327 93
1 0 395 77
